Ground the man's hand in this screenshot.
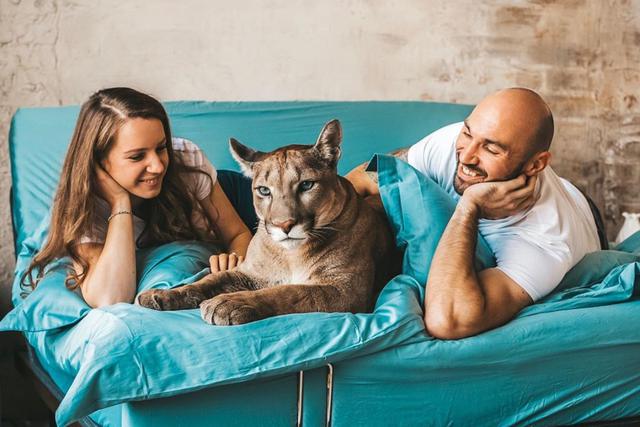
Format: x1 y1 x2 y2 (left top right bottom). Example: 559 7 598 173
459 174 538 220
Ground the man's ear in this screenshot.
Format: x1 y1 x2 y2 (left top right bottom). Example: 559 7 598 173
229 138 265 178
523 151 551 176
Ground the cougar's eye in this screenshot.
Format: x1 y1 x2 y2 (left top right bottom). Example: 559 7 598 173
299 181 315 192
256 186 271 196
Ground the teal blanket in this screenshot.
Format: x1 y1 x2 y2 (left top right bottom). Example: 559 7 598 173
2 157 639 425
3 98 640 426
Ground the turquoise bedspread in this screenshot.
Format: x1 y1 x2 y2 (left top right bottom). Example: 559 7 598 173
2 157 639 425
3 101 640 426
5 235 427 425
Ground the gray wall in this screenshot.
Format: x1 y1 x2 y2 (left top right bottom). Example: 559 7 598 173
1 0 640 314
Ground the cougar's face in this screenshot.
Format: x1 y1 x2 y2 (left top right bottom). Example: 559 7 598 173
252 149 337 249
230 119 344 249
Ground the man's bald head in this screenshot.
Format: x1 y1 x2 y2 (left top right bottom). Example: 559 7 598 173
453 88 554 193
474 87 554 156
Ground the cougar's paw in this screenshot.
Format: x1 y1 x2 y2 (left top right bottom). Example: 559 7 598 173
137 289 198 310
200 293 261 326
137 289 173 310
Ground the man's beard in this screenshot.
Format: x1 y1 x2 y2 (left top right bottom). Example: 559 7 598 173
453 159 527 195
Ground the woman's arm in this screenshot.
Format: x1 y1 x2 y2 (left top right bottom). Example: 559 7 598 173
200 181 252 270
77 204 137 307
78 167 137 308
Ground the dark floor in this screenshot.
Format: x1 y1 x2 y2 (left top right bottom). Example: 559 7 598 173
1 332 51 427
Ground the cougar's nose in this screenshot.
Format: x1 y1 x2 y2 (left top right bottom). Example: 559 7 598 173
273 219 296 234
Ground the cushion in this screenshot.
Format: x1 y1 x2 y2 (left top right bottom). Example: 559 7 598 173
615 230 640 253
2 239 217 332
555 250 640 292
374 154 496 290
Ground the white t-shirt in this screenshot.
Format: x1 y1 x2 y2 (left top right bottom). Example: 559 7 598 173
407 122 600 301
80 137 217 245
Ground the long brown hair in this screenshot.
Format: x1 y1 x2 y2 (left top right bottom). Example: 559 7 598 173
23 87 213 290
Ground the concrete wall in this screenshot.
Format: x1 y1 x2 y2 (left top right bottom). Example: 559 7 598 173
2 0 640 313
1 3 639 301
2 0 640 311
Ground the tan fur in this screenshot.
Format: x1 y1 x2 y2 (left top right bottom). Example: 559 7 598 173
138 120 396 325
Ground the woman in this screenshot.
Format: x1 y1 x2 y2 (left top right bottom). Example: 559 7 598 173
23 87 252 308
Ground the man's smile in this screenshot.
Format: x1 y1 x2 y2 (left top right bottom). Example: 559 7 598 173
457 163 486 182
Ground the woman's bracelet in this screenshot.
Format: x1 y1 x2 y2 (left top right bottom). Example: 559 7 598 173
108 210 133 222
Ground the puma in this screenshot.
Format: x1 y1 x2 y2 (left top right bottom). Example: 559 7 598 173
138 120 396 325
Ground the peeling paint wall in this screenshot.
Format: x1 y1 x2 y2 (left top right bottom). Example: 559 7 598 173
1 0 639 316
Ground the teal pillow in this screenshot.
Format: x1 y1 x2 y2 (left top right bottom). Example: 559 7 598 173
555 249 640 292
517 224 640 317
376 155 496 287
2 260 90 332
547 227 640 294
0 241 217 332
615 230 640 253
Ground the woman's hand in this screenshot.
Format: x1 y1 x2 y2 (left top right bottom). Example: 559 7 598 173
209 253 244 273
95 164 130 209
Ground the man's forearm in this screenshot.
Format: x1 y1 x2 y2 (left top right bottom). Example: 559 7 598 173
345 147 409 196
345 163 379 197
425 199 487 336
389 147 409 162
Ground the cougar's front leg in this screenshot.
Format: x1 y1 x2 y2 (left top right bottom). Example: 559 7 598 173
201 284 355 326
137 271 255 311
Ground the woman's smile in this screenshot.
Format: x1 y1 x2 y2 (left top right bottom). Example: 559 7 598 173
138 175 163 187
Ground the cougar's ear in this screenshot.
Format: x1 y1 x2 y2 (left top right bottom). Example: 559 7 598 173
314 119 342 168
229 138 263 177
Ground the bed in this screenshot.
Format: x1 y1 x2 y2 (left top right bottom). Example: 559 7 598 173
2 101 639 426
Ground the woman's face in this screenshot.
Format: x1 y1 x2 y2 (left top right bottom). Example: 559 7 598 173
102 118 169 200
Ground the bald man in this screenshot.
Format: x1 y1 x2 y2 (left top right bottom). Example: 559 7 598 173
347 88 601 339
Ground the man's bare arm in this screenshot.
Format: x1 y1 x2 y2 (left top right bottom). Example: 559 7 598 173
345 147 409 196
424 175 539 339
389 147 409 161
424 200 532 339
